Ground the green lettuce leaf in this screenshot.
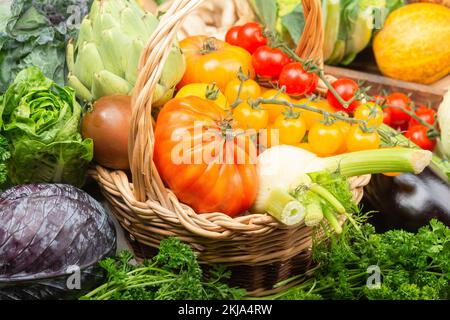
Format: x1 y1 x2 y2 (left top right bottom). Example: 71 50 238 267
0 133 10 187
0 67 93 187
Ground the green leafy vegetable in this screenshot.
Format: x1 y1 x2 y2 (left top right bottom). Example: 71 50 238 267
249 0 278 32
0 134 10 187
82 238 246 300
0 0 92 92
280 4 304 46
271 219 450 300
322 0 341 61
269 0 406 65
0 67 93 187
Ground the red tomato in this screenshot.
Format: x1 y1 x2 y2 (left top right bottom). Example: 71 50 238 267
326 78 361 113
225 25 241 46
409 105 437 128
252 46 291 79
279 62 318 96
386 93 412 127
154 96 258 217
371 95 387 106
404 125 436 151
237 22 267 54
383 107 392 126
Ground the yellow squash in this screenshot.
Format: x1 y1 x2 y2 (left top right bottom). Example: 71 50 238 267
373 3 450 84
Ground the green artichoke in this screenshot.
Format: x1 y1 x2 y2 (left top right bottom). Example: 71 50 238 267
67 0 185 105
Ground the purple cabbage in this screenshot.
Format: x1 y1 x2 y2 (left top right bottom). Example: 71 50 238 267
0 184 116 300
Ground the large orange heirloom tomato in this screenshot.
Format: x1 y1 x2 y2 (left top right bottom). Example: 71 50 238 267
178 36 255 92
154 96 258 217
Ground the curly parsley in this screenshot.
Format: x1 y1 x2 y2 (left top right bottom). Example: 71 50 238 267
81 237 246 300
274 219 450 300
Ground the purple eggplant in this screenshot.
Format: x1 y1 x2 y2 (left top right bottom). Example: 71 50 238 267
363 168 450 233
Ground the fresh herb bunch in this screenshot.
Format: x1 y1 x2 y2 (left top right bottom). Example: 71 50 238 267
273 219 450 300
82 237 246 300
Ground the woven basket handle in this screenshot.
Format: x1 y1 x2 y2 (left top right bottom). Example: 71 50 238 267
295 0 324 66
129 0 325 201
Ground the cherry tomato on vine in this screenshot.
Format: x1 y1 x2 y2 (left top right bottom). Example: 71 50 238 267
386 92 412 127
383 107 392 126
354 102 384 129
297 98 337 130
346 126 381 152
236 22 267 54
326 78 361 113
225 78 261 104
279 62 319 96
233 102 269 131
334 120 351 136
333 120 352 155
273 114 307 146
225 25 241 46
261 89 292 123
308 122 344 157
252 46 291 79
405 125 436 151
371 95 387 106
409 105 437 128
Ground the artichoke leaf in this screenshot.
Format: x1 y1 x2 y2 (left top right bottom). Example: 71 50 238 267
67 74 93 102
125 38 145 85
76 18 94 47
120 7 150 41
69 0 185 102
66 41 75 73
142 12 160 34
98 28 132 77
92 70 132 99
73 42 104 89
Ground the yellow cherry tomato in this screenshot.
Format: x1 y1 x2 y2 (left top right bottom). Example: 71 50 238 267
259 86 270 95
297 98 337 130
346 125 381 152
297 142 313 153
225 78 261 104
308 122 344 157
334 120 351 154
176 83 229 110
233 102 269 131
273 114 307 146
354 102 384 129
259 125 280 149
261 89 291 123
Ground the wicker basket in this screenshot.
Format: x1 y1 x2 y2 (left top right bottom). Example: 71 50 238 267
91 0 371 297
